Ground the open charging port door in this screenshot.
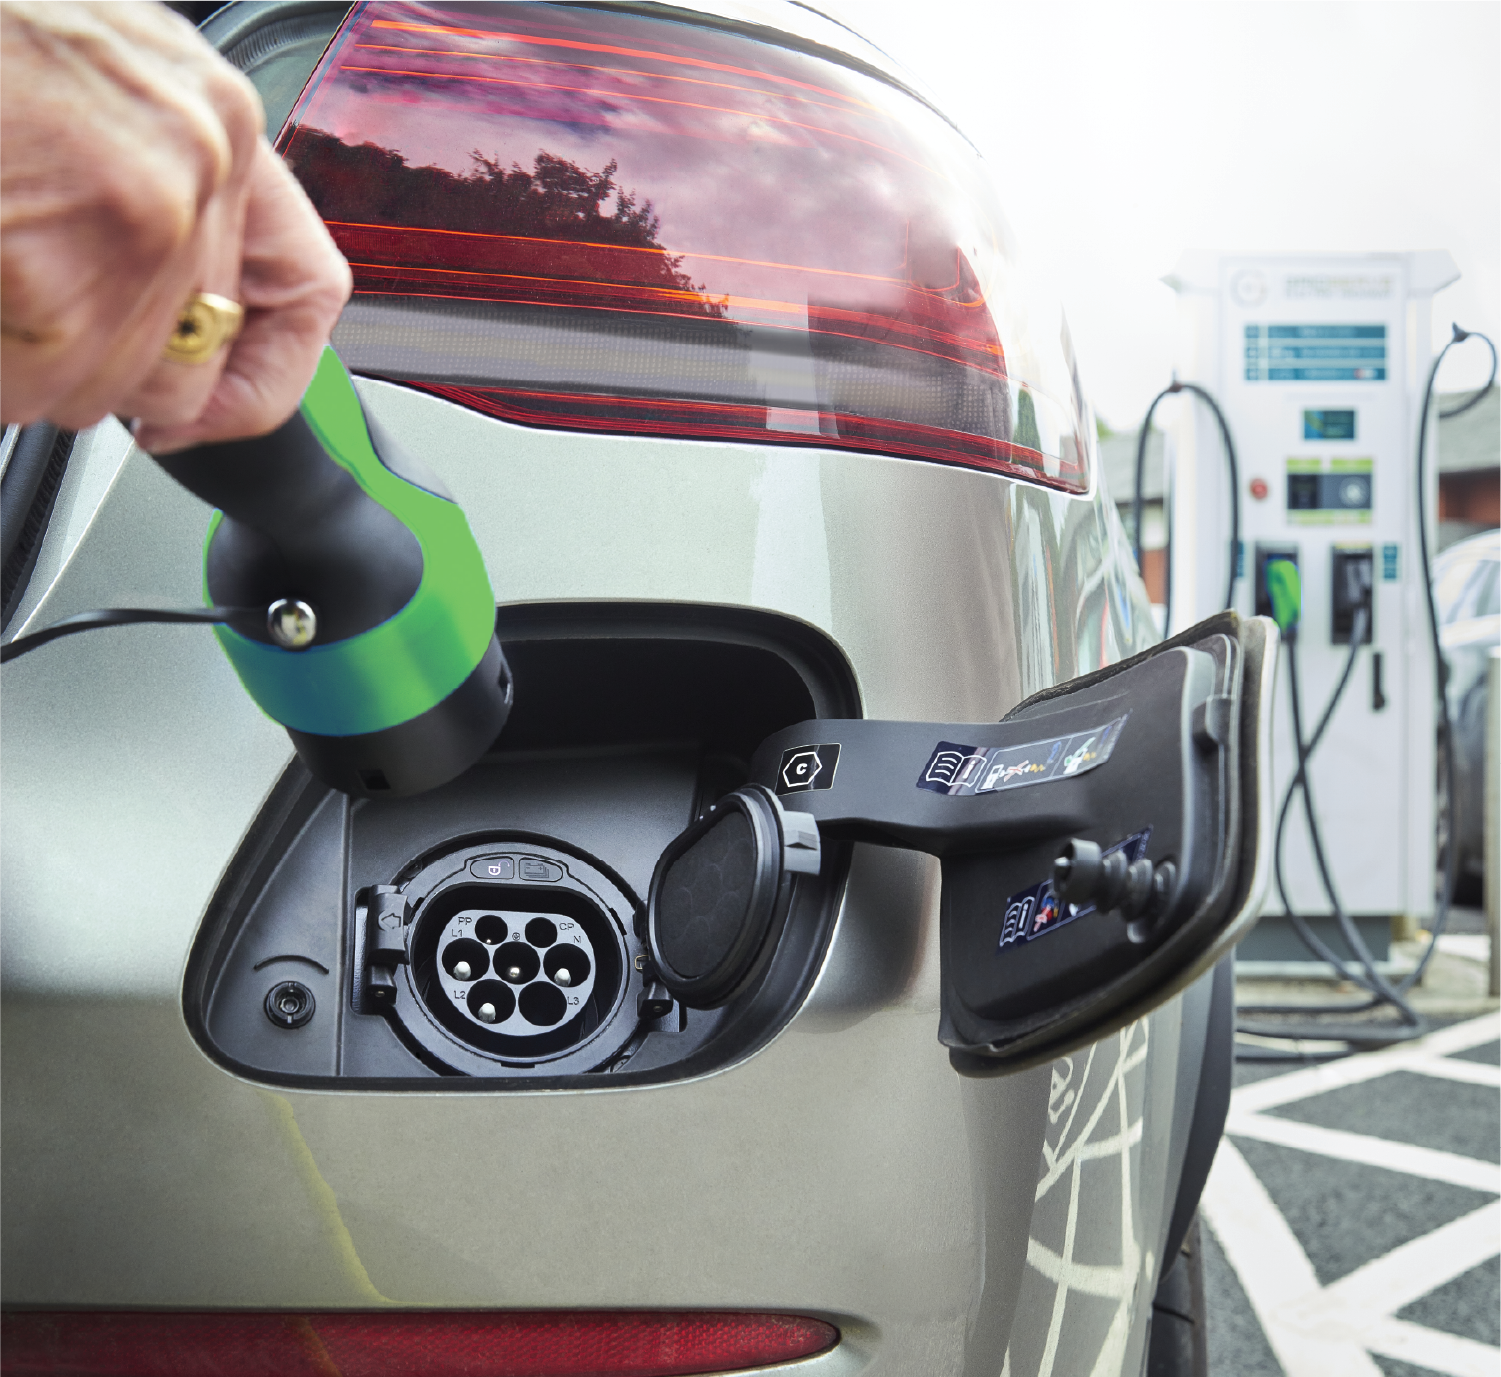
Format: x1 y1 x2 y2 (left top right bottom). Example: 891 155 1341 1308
647 611 1276 1073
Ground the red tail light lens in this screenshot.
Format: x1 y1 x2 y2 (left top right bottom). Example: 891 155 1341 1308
277 2 1092 492
0 1309 838 1376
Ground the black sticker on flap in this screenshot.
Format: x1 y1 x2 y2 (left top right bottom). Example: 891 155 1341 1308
917 715 1128 796
776 743 841 794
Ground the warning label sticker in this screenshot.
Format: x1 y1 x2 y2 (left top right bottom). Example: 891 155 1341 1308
916 715 1128 797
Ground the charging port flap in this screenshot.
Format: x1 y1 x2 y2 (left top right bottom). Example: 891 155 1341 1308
734 610 1277 1073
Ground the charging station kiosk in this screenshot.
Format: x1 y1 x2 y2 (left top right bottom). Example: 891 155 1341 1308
1162 251 1459 963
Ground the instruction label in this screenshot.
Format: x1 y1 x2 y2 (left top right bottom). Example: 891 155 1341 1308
917 715 1127 797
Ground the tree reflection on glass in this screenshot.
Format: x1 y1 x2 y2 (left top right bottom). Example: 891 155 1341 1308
285 130 724 317
271 0 1091 489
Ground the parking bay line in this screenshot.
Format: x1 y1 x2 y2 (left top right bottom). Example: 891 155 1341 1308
1286 1201 1501 1333
1205 1142 1501 1377
1365 1319 1501 1377
1224 1110 1501 1193
1231 1010 1501 1115
1395 1056 1501 1090
1207 1013 1501 1377
1202 1137 1385 1377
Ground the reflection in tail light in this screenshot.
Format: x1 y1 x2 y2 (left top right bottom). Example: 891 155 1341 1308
0 1310 839 1376
278 2 1091 492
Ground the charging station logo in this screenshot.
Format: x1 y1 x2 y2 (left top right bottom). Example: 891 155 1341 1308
776 744 841 794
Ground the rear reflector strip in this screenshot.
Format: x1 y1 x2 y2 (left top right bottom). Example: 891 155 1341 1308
0 1310 839 1377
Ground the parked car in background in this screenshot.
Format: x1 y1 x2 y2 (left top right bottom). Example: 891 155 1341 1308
1434 527 1501 904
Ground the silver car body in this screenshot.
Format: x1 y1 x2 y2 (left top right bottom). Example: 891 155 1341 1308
1 5 1225 1374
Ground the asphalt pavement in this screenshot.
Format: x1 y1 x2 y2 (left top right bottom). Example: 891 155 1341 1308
1201 974 1499 1377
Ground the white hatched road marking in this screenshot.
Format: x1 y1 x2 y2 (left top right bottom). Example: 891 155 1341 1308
1204 1010 1501 1377
1224 1112 1501 1193
1314 1203 1501 1320
1205 1138 1383 1377
1365 1318 1501 1377
1232 1015 1501 1113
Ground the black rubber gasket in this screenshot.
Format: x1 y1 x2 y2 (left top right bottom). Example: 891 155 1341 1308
2 424 76 632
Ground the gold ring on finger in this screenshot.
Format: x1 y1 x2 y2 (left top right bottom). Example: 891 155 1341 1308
163 292 244 365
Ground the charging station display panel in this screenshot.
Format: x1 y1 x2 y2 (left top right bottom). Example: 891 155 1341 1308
1285 458 1372 524
276 1 1093 492
1244 324 1387 382
1303 409 1356 440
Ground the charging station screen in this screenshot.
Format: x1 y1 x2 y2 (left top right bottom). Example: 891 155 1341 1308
1244 325 1386 381
1303 409 1356 441
276 1 1092 492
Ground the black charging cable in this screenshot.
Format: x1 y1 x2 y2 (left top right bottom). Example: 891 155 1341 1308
1409 325 1497 987
1132 381 1241 623
1238 601 1429 1047
0 606 257 664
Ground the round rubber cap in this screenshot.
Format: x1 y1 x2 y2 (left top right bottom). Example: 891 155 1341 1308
647 787 785 1007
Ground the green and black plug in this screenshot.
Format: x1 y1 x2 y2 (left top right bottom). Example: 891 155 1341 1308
3 348 512 798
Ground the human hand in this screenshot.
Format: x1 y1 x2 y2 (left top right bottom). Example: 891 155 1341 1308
0 1 351 451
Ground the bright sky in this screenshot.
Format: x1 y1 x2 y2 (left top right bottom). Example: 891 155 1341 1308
837 1 1500 430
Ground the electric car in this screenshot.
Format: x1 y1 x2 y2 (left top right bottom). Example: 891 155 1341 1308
0 4 1274 1375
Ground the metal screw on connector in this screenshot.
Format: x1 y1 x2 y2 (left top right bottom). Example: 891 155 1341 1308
267 598 317 650
505 965 523 981
477 1003 498 1024
555 969 573 986
453 961 472 980
264 980 315 1029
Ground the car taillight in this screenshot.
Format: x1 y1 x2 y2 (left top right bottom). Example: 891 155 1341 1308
276 1 1092 492
0 1310 838 1376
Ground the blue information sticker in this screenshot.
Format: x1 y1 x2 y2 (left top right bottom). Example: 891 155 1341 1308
917 716 1128 797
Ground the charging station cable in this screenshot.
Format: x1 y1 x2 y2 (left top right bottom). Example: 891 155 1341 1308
1411 324 1498 985
0 606 256 663
1132 381 1241 625
1238 589 1429 1046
